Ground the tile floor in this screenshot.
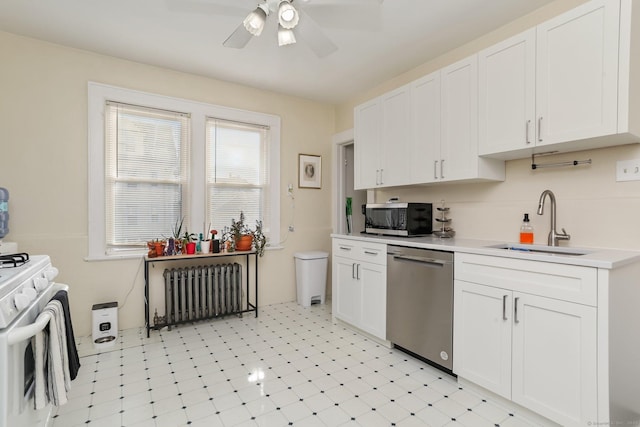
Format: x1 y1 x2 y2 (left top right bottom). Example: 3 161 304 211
53 302 538 427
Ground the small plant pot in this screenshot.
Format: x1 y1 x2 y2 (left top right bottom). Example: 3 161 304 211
235 235 253 251
212 240 221 253
185 242 196 254
154 242 164 256
201 240 211 253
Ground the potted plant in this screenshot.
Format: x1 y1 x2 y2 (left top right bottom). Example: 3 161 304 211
182 230 197 254
153 239 165 257
225 211 252 251
253 220 266 257
223 211 267 256
167 216 184 255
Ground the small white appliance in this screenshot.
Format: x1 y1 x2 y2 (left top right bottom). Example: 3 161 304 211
92 302 117 349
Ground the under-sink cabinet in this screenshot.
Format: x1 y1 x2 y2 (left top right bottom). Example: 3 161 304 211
454 253 597 426
331 238 387 341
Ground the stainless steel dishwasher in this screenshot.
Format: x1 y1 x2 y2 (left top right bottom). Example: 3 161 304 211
387 245 454 372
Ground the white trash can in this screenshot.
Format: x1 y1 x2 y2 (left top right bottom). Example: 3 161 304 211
92 302 118 350
294 251 329 307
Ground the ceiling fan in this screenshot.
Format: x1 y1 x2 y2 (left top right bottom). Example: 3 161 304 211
223 0 383 58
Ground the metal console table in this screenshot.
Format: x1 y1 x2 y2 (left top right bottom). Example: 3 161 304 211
144 250 258 337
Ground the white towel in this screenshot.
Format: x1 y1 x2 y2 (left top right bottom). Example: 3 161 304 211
32 299 71 409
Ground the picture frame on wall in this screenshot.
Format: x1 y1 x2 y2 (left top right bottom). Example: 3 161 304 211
299 154 322 189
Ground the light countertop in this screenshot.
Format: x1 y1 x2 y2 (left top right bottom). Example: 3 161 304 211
331 233 640 270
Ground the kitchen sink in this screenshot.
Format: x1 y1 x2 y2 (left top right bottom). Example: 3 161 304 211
488 244 593 257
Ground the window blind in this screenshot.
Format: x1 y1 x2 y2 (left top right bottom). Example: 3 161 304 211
105 102 190 249
205 118 270 236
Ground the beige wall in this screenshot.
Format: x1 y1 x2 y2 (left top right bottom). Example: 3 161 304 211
336 0 640 250
0 31 335 336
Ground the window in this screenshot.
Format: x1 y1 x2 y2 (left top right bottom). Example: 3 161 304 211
105 102 190 248
206 119 270 237
88 83 280 260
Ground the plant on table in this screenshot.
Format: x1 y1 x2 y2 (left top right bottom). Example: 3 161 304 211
222 211 266 256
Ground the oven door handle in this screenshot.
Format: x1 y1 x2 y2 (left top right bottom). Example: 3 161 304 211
7 283 69 346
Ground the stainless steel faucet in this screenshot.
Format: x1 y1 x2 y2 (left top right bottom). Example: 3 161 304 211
537 189 570 246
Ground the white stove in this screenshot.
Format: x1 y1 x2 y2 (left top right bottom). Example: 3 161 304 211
0 253 61 427
0 254 57 328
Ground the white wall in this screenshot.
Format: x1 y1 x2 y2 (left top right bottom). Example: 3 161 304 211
336 0 640 251
0 31 335 336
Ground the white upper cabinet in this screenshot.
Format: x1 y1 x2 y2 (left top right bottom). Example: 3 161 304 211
357 0 640 182
354 98 381 189
410 71 441 184
536 0 620 146
480 0 638 159
479 29 536 156
354 85 411 189
441 55 478 181
355 56 504 189
381 86 412 187
441 55 504 182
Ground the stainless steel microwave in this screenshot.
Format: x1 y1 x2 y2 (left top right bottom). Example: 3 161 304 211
365 202 432 236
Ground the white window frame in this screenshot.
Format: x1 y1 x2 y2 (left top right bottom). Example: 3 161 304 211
87 82 281 260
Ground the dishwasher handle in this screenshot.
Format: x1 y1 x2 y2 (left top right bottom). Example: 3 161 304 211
391 254 450 267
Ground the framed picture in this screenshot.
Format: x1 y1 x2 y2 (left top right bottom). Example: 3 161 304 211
299 154 322 189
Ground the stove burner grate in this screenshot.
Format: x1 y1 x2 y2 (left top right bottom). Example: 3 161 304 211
0 253 30 268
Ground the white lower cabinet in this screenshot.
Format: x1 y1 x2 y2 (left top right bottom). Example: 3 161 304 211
334 256 361 326
332 238 387 341
511 293 597 426
454 281 512 399
454 253 598 427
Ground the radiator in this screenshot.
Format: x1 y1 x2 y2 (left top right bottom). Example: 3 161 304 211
163 263 243 325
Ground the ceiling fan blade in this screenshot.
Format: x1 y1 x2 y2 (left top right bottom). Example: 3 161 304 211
295 9 338 58
223 22 253 49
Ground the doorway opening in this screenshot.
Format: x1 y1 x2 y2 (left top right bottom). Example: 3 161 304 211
333 130 366 235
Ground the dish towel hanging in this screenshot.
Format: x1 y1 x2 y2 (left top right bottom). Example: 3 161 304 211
33 299 71 409
52 290 80 380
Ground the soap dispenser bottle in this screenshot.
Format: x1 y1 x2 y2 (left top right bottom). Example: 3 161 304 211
520 213 534 244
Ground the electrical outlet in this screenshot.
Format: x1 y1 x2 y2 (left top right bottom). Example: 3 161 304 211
616 159 640 182
288 225 295 232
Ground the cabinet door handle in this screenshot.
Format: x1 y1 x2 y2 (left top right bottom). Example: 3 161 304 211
356 263 361 280
537 117 543 142
502 295 508 320
380 169 384 185
514 297 520 323
525 120 531 144
434 160 438 180
352 263 356 279
339 246 352 251
375 169 380 185
440 159 445 179
363 250 378 255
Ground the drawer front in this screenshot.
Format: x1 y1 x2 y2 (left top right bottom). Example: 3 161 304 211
455 253 597 306
333 238 386 265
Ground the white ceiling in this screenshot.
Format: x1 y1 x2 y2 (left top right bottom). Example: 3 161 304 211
0 0 554 104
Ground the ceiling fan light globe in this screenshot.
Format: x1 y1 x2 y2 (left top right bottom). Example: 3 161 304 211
278 24 297 46
243 6 268 36
278 1 299 29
